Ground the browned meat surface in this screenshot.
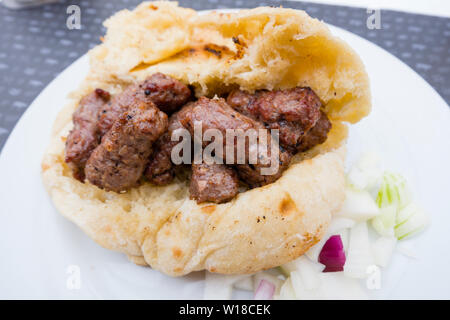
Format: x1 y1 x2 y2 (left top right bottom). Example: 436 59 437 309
297 111 332 152
139 72 192 114
65 76 330 203
227 87 322 151
144 134 175 185
85 102 168 192
190 162 239 203
236 146 293 188
181 97 292 188
145 103 195 185
65 89 111 181
180 97 261 152
97 73 191 136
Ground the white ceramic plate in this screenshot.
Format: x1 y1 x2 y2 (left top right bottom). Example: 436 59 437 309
0 12 449 299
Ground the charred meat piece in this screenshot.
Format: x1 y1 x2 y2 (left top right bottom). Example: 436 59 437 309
144 134 175 185
227 87 322 151
65 88 111 181
85 102 168 192
297 111 332 152
181 97 292 188
190 162 239 203
145 103 195 185
235 146 292 188
139 73 192 114
97 73 191 136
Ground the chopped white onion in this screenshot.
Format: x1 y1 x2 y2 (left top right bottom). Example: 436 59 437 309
277 278 296 300
280 255 325 275
295 256 323 290
371 204 396 237
328 217 356 233
203 272 248 300
376 172 412 210
336 188 380 222
254 279 275 300
335 228 349 253
233 276 254 291
290 271 367 300
395 203 429 240
344 222 374 279
347 152 383 192
253 272 283 296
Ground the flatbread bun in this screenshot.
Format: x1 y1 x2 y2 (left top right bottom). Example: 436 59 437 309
41 2 371 276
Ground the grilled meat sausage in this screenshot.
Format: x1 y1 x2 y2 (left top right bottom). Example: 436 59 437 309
65 88 111 181
297 111 332 152
181 97 292 188
97 73 191 136
190 162 239 203
145 103 195 185
146 102 241 203
65 73 330 202
227 87 322 152
85 102 168 192
138 72 192 114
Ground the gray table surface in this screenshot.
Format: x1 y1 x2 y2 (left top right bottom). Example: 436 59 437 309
0 0 449 151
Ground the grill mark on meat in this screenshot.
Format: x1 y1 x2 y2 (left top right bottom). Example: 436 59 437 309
85 102 168 192
65 88 111 181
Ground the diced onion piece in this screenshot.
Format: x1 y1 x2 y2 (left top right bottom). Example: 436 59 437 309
253 272 283 296
203 272 248 300
254 280 275 300
305 218 355 262
371 236 397 267
277 278 296 300
233 276 254 291
376 172 412 210
371 204 396 237
280 255 325 275
347 152 383 192
344 222 374 279
336 188 380 222
371 172 415 237
335 228 349 253
395 203 429 240
294 256 323 290
290 272 367 300
328 218 356 233
290 271 308 298
279 262 296 276
319 235 346 272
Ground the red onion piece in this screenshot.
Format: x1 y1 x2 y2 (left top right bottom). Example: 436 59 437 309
254 279 275 300
319 235 346 272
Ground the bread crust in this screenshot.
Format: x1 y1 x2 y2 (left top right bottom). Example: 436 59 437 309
41 2 370 276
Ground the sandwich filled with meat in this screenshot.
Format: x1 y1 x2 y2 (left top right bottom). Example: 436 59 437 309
42 2 371 276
